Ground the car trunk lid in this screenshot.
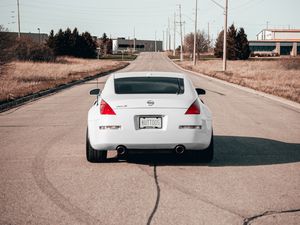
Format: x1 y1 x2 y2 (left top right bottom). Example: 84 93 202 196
101 94 195 109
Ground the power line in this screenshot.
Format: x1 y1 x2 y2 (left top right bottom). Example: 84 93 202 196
19 2 171 14
230 0 265 11
0 4 15 8
230 0 253 10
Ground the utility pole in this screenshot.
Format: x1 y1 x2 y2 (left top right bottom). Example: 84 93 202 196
264 21 269 40
178 4 183 61
211 0 228 71
169 31 171 51
133 27 136 52
183 21 186 40
37 28 40 44
166 28 168 51
193 0 198 66
223 0 228 72
208 22 210 44
155 31 157 52
173 12 176 56
168 18 171 51
17 0 21 38
163 30 165 51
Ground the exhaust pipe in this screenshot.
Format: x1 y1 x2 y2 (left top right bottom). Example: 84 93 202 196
174 145 185 154
116 145 127 156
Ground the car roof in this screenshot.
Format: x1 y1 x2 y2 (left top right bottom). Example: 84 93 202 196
113 72 186 79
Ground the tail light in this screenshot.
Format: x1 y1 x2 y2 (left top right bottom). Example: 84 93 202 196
185 100 200 114
100 100 116 115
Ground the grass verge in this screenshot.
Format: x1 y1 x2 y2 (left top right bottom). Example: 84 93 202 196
176 58 300 103
0 57 128 104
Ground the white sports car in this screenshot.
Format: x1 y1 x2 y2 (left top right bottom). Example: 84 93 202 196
87 72 213 162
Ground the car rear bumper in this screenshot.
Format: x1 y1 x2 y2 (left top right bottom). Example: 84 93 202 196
88 120 212 151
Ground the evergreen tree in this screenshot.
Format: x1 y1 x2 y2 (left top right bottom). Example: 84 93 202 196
214 24 250 60
63 28 72 55
236 28 250 60
227 24 237 60
102 33 108 43
71 28 80 57
81 32 97 58
214 30 224 58
46 30 55 49
53 29 65 55
48 28 97 58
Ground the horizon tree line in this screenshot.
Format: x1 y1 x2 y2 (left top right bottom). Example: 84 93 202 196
47 28 97 58
180 24 250 60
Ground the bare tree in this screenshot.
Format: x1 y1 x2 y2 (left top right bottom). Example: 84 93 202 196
184 31 209 59
99 33 108 56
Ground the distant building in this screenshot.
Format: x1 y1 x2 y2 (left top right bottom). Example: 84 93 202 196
249 29 300 56
5 32 48 44
256 29 300 40
112 38 163 54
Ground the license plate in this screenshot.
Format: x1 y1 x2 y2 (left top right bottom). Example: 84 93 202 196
139 117 162 129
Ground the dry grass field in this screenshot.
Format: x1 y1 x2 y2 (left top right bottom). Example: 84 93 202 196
177 58 300 103
0 57 128 103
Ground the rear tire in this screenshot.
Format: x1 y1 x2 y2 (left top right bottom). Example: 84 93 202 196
189 133 214 163
86 129 107 163
201 135 214 163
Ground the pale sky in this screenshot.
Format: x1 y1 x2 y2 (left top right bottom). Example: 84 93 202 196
1 0 300 46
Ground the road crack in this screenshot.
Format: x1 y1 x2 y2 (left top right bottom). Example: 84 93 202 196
137 163 243 222
146 165 161 225
243 208 300 225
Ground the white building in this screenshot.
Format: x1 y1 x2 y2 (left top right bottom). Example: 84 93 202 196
249 29 300 56
256 29 300 41
112 38 163 54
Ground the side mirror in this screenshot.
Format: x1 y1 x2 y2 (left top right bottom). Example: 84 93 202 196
195 88 206 95
90 88 100 95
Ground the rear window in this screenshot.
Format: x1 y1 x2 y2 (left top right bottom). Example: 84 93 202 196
114 77 184 94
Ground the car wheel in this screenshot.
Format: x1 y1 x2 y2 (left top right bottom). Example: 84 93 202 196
189 134 214 163
86 128 107 163
117 151 128 160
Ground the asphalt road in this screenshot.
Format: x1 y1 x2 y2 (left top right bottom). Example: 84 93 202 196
0 52 299 225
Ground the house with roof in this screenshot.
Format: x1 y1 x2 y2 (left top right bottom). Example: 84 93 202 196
249 29 300 56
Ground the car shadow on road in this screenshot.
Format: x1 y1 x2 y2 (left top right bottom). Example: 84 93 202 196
126 136 300 167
